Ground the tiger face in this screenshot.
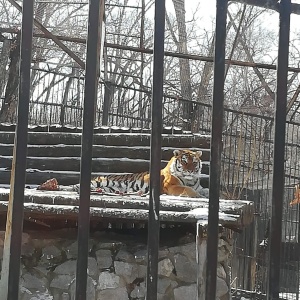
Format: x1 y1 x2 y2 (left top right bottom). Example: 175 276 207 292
171 149 202 180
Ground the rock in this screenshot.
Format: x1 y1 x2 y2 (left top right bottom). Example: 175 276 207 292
61 292 70 300
20 272 47 291
53 258 98 278
216 276 229 298
157 293 166 300
115 249 135 262
114 261 138 283
22 290 54 300
158 258 174 277
98 271 124 290
217 264 226 279
157 277 177 294
174 284 197 300
21 243 35 256
54 260 77 275
95 249 112 269
134 249 147 263
34 266 49 277
137 264 147 278
158 248 170 259
97 241 123 250
42 245 61 260
70 276 96 300
173 253 197 282
64 241 95 259
168 243 196 262
130 282 146 298
87 257 98 278
50 274 74 290
97 287 129 300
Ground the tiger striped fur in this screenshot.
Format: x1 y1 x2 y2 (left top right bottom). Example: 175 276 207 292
90 149 204 198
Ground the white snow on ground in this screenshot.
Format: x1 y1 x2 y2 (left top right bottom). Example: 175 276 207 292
279 292 299 300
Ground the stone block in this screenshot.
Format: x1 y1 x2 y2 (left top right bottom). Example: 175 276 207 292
98 271 124 290
96 249 112 269
20 272 47 291
174 284 197 300
70 276 96 300
115 249 135 262
114 261 138 283
158 258 174 277
174 253 197 282
97 287 129 300
130 282 146 298
50 274 74 290
157 277 177 294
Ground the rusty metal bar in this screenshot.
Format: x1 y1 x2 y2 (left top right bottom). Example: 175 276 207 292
146 0 165 299
267 0 291 299
205 0 228 300
75 0 104 299
0 1 34 299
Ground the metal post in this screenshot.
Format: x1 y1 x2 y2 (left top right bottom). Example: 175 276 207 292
0 1 34 299
75 0 104 299
206 1 227 300
267 1 291 299
146 0 165 299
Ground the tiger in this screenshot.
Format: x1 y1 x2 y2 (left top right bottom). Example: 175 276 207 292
90 149 204 198
38 149 205 198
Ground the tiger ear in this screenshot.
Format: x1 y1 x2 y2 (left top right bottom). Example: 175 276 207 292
173 149 182 157
196 151 202 158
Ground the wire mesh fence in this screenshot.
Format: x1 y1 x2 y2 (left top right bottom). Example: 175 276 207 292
1 66 300 298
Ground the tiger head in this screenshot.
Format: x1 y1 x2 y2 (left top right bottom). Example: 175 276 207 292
170 149 202 179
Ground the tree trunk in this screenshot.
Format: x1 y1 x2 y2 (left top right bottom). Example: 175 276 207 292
172 0 193 130
0 35 20 123
0 39 11 98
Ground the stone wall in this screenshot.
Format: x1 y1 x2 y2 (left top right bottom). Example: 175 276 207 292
0 228 232 300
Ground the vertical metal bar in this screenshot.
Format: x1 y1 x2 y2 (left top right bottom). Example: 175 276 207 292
205 0 227 300
267 0 291 299
146 0 165 299
0 1 34 299
75 0 104 299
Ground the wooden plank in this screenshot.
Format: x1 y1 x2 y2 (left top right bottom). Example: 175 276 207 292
0 132 212 148
0 201 245 227
0 144 211 161
0 156 210 174
0 188 254 228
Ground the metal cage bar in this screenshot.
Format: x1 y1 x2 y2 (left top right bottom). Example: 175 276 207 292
146 0 165 299
267 0 291 299
205 0 228 299
75 0 104 299
0 1 34 299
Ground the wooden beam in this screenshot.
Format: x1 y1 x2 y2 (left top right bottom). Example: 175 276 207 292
0 187 254 228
